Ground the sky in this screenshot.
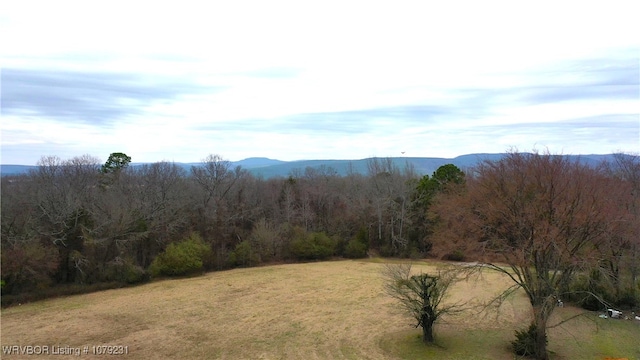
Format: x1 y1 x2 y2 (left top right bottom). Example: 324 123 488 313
1 0 639 165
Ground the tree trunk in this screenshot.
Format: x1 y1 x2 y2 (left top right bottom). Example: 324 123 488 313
421 317 435 343
533 306 549 360
377 204 383 243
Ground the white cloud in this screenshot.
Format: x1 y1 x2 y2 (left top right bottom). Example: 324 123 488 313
1 0 639 164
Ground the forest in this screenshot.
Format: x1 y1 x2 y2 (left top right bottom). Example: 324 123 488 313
2 151 639 315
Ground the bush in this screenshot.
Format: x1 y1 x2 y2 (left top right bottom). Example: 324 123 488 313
344 238 368 258
512 323 545 357
104 257 150 284
250 218 285 261
378 245 396 257
149 233 212 277
1 243 59 295
443 249 465 262
567 270 613 311
616 286 639 309
228 241 261 267
289 232 336 260
407 246 423 260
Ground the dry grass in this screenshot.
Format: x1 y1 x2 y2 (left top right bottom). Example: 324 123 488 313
1 260 638 359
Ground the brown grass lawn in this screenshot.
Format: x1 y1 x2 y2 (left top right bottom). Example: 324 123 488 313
1 260 638 359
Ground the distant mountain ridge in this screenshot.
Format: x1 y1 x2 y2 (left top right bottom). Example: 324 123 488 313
0 154 622 179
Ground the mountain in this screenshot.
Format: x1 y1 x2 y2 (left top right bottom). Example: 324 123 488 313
0 154 623 178
241 154 621 178
232 157 287 169
0 165 34 176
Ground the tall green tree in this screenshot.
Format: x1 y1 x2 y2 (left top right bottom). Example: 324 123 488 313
409 164 466 254
101 152 132 174
415 164 466 207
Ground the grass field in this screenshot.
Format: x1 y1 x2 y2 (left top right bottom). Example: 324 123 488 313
1 259 638 359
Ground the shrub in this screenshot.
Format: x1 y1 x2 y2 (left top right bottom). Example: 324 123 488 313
289 231 336 260
443 249 465 262
354 227 368 245
344 238 368 258
149 233 212 277
616 286 639 309
567 270 614 311
250 218 285 261
407 246 423 260
512 323 545 357
228 241 261 267
1 243 59 294
104 257 150 284
378 245 396 257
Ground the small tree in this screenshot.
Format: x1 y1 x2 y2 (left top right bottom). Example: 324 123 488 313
383 263 462 343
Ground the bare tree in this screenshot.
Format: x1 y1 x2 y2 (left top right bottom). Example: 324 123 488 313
120 162 190 266
249 218 285 261
1 174 59 293
190 154 238 238
31 155 102 283
191 154 235 209
383 263 463 343
367 158 413 254
279 176 301 226
431 151 615 360
603 153 640 290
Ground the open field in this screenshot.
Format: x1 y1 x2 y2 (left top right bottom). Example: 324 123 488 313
1 260 639 359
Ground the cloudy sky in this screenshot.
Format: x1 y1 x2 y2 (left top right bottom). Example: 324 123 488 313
1 1 639 165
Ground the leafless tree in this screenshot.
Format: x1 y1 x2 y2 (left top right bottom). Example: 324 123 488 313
383 263 464 343
367 158 413 253
28 155 101 283
599 152 640 295
190 154 238 237
430 151 617 360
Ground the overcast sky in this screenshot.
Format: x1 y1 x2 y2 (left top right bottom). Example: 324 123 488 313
1 1 639 165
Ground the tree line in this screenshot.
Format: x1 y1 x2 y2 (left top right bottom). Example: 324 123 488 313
1 153 459 301
2 152 638 317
